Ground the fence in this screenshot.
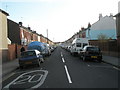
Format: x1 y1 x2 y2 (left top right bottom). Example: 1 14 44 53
89 39 120 58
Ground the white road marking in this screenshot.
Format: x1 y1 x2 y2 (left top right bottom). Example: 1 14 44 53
15 68 43 74
113 67 120 71
101 62 107 64
87 64 90 67
3 70 48 89
61 52 72 83
88 65 113 68
62 58 65 63
61 52 63 57
61 52 65 63
64 65 72 84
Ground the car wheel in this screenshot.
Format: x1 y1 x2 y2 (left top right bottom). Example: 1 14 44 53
37 60 40 67
40 58 44 63
20 66 24 69
83 56 86 61
49 52 51 56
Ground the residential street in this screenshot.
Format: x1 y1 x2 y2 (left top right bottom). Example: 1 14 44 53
2 47 119 89
1 1 120 90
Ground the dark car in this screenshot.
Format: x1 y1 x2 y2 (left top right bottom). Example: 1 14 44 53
79 45 102 62
19 50 44 69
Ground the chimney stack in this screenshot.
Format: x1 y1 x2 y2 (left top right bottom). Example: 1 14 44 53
28 27 31 30
19 22 22 26
109 13 113 18
99 14 103 20
81 27 84 31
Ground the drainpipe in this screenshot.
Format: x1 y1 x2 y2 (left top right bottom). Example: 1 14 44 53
88 28 91 40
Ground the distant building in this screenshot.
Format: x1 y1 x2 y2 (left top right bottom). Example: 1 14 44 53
86 14 117 40
79 27 87 38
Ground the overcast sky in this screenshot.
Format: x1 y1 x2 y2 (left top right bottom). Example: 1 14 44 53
1 0 120 42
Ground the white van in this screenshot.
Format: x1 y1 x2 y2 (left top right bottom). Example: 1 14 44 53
70 38 89 55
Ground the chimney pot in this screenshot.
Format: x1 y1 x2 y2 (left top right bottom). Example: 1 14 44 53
28 27 31 30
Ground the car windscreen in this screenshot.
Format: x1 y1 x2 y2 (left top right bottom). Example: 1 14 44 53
76 43 81 47
21 51 36 57
86 47 100 52
83 43 88 48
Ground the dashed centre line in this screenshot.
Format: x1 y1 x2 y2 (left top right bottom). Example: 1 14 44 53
61 52 63 57
60 52 72 84
64 65 72 84
61 52 65 63
87 64 90 67
62 58 65 63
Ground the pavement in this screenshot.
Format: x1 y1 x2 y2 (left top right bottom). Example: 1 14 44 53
0 58 19 89
0 65 2 90
102 55 120 68
2 59 19 80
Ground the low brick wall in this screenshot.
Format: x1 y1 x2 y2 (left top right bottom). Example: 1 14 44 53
8 44 27 60
8 44 16 61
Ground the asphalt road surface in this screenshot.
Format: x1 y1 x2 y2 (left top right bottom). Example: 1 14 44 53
2 46 120 89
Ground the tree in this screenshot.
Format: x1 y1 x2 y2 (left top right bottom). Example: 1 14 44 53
97 33 109 40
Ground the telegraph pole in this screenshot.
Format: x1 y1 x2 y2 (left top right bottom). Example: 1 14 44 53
47 29 48 44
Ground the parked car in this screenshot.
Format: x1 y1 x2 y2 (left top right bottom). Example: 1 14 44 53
78 45 102 62
49 46 54 52
19 50 44 69
67 46 71 52
70 38 89 56
42 43 51 56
